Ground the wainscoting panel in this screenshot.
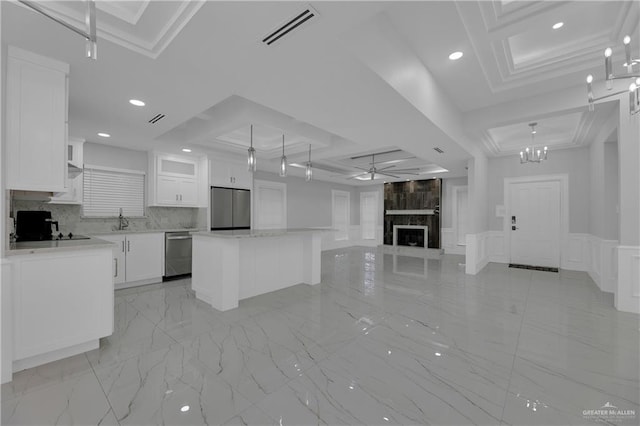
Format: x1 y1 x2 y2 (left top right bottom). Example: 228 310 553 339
615 246 640 314
599 239 618 294
442 228 465 255
465 232 489 275
562 233 589 272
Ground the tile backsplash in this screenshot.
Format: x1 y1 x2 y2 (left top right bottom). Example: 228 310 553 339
11 200 205 235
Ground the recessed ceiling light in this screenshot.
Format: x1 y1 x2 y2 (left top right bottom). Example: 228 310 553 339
182 148 192 153
448 51 463 61
129 99 145 107
552 22 564 30
97 132 110 138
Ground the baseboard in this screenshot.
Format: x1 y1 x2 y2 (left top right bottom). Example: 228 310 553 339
114 277 163 290
13 340 99 373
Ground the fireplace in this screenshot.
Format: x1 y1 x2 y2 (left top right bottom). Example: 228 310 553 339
393 225 428 248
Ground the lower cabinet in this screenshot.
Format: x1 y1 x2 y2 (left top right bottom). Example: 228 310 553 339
96 233 164 287
10 248 113 369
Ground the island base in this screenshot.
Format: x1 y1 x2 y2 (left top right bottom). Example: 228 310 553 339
192 232 322 311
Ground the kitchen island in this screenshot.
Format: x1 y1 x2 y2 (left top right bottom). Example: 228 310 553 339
192 229 325 311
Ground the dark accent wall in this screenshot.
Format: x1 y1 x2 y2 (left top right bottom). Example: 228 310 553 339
383 179 441 248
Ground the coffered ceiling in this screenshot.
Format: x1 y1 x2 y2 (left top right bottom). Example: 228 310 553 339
2 1 638 185
15 0 205 58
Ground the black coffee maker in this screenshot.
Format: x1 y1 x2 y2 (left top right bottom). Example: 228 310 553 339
15 211 59 242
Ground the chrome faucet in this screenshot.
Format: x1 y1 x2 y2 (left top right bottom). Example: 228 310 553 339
118 208 129 230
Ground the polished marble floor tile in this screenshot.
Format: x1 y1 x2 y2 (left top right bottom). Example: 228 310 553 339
2 246 639 425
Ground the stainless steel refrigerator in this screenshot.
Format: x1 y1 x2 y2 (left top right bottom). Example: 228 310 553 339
210 187 251 230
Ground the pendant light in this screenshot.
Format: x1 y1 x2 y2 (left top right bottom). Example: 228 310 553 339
279 135 287 177
305 144 313 181
247 125 257 172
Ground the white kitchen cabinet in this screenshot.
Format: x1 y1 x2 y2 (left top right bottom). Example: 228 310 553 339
93 233 163 287
10 248 113 370
6 46 69 192
97 234 127 285
156 176 198 206
148 153 205 207
210 158 252 189
125 233 164 282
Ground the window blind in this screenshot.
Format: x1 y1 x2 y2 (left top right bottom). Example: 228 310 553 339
83 166 145 217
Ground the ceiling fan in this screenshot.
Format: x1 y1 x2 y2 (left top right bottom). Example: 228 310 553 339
348 153 420 180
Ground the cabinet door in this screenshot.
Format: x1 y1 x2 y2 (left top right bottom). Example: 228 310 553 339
13 250 113 360
125 233 164 282
94 235 126 284
229 162 252 189
6 48 68 192
156 176 181 205
179 179 198 206
158 156 197 179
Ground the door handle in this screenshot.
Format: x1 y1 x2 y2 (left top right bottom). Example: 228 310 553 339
512 226 519 230
127 240 130 252
166 235 192 240
114 257 118 277
180 194 182 201
176 194 178 201
121 241 125 252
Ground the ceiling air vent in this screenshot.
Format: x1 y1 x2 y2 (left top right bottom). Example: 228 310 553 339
262 6 318 46
433 147 444 154
148 113 165 124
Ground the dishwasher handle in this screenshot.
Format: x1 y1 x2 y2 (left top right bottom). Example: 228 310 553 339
166 235 192 240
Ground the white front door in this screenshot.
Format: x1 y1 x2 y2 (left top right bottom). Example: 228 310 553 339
509 180 561 268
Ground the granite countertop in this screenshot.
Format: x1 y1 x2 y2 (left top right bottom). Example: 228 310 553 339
90 227 205 235
6 237 115 256
193 228 331 239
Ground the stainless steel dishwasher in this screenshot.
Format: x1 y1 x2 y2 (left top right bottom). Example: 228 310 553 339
164 231 192 278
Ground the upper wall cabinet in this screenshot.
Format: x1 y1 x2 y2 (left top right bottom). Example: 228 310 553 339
6 47 69 192
49 139 85 205
148 152 208 207
210 158 252 189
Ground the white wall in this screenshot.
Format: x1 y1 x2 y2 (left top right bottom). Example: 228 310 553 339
252 171 359 227
468 154 488 234
487 147 590 233
603 141 619 241
84 142 147 172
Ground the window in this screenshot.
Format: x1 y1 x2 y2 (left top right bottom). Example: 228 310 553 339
360 191 379 240
332 190 350 241
83 165 145 217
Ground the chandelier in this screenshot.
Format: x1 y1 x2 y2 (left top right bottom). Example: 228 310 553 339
586 35 640 115
520 123 548 164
